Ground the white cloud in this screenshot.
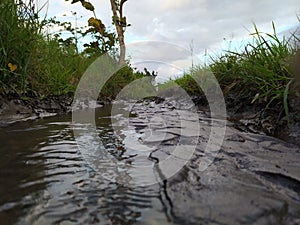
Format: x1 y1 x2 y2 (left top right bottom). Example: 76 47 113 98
45 0 300 80
125 0 299 47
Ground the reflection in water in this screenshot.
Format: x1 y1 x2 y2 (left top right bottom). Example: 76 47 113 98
0 103 172 225
2 100 297 224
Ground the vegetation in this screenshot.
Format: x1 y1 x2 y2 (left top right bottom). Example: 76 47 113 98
1 0 299 120
66 0 130 64
159 22 300 121
0 0 142 99
0 0 88 96
100 66 156 99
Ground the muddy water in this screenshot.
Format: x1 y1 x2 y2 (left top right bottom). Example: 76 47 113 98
0 100 300 225
0 102 177 225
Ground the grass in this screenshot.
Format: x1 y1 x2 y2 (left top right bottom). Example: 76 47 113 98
100 66 148 99
159 21 299 121
0 0 86 96
1 0 299 117
0 0 145 99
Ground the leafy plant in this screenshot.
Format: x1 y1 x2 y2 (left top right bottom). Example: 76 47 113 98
66 0 131 63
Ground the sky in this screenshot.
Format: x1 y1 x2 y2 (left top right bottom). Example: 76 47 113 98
43 0 300 82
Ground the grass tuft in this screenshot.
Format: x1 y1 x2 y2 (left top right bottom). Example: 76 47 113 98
159 21 299 121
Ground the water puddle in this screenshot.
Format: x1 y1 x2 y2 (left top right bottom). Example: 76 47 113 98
1 100 300 225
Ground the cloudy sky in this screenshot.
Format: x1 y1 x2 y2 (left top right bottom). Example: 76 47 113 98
45 0 300 82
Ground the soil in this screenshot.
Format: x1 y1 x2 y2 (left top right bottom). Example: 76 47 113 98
1 98 300 224
0 94 81 127
224 93 300 147
0 92 299 147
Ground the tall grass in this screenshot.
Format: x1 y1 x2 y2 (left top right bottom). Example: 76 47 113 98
212 22 294 99
211 22 298 122
0 0 152 99
159 22 299 121
0 0 38 94
0 0 97 96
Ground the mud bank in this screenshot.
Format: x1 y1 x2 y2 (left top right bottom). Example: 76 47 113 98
0 95 73 126
225 93 300 147
1 93 300 147
190 92 300 147
120 99 300 224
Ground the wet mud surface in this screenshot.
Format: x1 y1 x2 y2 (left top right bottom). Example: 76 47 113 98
0 98 300 224
0 95 74 126
224 93 300 147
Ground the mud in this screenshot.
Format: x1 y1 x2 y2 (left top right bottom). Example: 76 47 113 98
1 92 299 147
125 99 300 224
224 93 300 147
1 97 300 224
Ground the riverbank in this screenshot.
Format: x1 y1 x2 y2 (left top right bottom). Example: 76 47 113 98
0 95 74 126
1 93 300 147
193 92 300 147
225 92 300 147
157 23 300 146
